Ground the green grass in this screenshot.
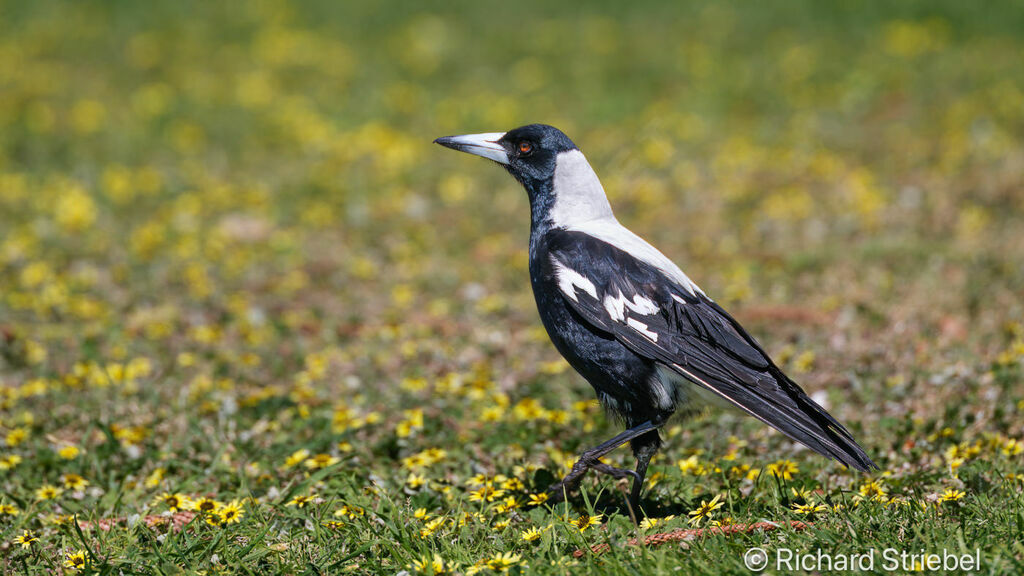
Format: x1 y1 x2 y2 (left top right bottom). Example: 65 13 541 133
1 0 1023 574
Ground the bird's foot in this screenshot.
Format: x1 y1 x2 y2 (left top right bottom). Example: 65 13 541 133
546 457 641 503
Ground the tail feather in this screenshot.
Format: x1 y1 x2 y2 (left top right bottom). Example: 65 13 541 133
671 363 877 471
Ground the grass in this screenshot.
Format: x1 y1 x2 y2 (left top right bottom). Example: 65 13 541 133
1 0 1023 573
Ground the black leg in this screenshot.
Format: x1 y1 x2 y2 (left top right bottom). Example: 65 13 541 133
627 429 662 515
547 420 658 503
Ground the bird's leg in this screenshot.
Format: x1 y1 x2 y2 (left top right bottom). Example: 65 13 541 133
547 420 657 503
627 429 662 517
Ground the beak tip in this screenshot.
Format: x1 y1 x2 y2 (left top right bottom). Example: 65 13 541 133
433 136 456 149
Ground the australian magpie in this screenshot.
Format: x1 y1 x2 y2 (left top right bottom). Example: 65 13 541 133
434 124 876 514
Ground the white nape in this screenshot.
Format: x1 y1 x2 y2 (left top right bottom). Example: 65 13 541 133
549 150 703 297
549 150 614 226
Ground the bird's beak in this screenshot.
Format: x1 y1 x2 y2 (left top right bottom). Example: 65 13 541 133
433 132 509 165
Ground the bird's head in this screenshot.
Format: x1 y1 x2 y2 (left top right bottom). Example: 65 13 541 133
435 124 612 227
434 124 578 189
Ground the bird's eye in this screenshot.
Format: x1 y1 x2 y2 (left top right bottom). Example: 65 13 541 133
518 141 533 155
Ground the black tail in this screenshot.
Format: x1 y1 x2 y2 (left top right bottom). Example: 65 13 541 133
671 361 877 472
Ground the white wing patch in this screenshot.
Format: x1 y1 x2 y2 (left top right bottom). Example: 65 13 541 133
551 259 598 302
603 291 659 321
626 293 659 315
626 318 659 342
603 293 625 321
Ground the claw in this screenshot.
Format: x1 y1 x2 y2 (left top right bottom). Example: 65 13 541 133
590 462 641 483
546 458 641 503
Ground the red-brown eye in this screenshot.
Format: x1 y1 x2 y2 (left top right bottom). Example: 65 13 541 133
518 141 533 154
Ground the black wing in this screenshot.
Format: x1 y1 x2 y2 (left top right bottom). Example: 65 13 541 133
548 231 876 472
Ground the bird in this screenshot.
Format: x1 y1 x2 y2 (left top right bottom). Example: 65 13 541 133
434 124 876 515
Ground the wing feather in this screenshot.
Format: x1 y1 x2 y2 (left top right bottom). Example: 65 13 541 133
547 236 876 472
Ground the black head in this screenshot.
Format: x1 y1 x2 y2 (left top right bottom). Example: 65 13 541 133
434 124 578 189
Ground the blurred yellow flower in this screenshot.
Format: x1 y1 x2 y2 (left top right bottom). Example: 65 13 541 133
54 184 97 232
60 474 89 491
304 453 339 470
64 551 87 571
939 488 965 502
13 530 38 548
154 492 191 512
283 449 310 468
521 526 543 542
35 484 64 501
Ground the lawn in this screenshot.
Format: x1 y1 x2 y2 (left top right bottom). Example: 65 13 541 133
1 0 1023 574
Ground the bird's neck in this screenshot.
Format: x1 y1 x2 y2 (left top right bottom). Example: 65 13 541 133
527 150 615 255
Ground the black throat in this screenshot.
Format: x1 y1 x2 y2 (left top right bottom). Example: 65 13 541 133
518 176 558 258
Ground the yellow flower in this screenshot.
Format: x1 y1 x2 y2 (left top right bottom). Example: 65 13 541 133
0 455 23 470
790 487 813 501
396 409 424 438
677 454 707 476
527 492 549 506
334 505 365 519
572 513 603 532
304 453 340 469
283 449 310 468
217 500 245 524
144 468 165 488
36 484 64 501
1002 438 1023 456
457 512 485 527
406 473 426 489
500 477 524 491
858 479 887 501
411 553 449 575
495 495 519 514
766 460 799 481
154 492 191 512
687 494 724 526
480 407 503 422
420 516 446 538
469 485 506 502
486 552 522 572
192 497 222 514
6 427 29 447
792 502 828 515
286 495 316 508
521 526 543 542
58 445 81 460
413 508 429 520
0 504 20 516
793 350 815 373
61 473 89 491
639 515 676 530
54 183 97 231
940 488 965 502
13 530 38 548
64 551 87 571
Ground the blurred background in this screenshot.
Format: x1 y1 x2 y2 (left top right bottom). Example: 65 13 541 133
3 0 1022 396
0 0 1023 570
